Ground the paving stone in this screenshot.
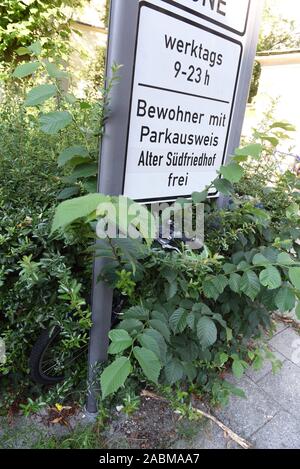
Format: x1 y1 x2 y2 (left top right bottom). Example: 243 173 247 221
269 327 300 366
174 420 239 450
213 375 280 438
245 349 286 383
257 360 300 418
250 411 300 449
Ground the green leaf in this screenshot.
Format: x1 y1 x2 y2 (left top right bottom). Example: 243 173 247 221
226 327 233 342
217 352 229 367
57 186 80 200
232 359 245 379
25 84 57 106
16 46 29 56
124 306 149 321
232 360 245 378
13 61 40 78
169 308 187 334
112 196 155 245
286 203 299 220
117 319 143 333
186 312 196 330
84 178 97 193
219 163 244 183
58 145 89 167
212 275 228 294
225 382 246 399
28 41 42 56
275 287 296 312
259 266 282 290
183 363 197 382
289 267 300 290
262 247 280 263
192 191 208 203
39 111 73 134
151 311 168 323
202 279 220 300
142 329 167 363
138 333 161 360
213 178 234 195
240 271 260 300
258 135 279 146
223 263 236 274
149 319 171 343
164 359 184 385
270 121 296 131
197 317 217 349
68 163 98 181
253 355 264 371
51 193 110 233
277 252 295 266
165 281 178 300
101 357 132 399
133 347 161 384
252 254 270 266
229 273 242 293
108 329 133 355
234 143 262 158
44 61 68 79
65 93 77 105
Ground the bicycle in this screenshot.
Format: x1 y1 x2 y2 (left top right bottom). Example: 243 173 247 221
29 222 187 385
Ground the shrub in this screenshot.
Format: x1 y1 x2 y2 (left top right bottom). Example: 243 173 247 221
50 129 300 406
3 41 300 411
0 0 86 63
0 59 104 408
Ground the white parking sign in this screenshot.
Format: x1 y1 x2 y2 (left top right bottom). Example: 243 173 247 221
123 2 244 201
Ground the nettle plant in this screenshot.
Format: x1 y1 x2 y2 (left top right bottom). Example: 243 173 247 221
50 136 300 404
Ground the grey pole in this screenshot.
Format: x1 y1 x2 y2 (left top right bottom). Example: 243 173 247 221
86 0 263 413
86 0 140 414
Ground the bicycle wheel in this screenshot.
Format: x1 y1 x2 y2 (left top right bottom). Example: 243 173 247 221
29 297 124 385
29 327 88 385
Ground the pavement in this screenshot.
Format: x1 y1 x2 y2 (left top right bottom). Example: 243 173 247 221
176 317 300 449
1 317 299 449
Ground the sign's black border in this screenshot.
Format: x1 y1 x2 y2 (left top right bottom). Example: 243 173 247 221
122 1 243 203
161 0 251 37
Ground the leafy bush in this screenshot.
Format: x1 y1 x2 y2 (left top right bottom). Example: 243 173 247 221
50 130 300 406
0 0 86 63
3 41 300 412
0 49 106 408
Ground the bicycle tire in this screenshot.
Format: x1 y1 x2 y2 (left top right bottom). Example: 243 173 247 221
29 327 65 385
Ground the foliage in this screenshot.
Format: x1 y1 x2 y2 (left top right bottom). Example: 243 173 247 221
248 61 261 104
258 3 300 53
50 124 300 404
4 41 300 412
103 0 110 29
0 0 86 63
11 41 119 200
81 46 107 99
0 49 106 409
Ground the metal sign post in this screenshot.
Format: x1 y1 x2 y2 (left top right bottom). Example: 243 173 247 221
86 0 263 414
